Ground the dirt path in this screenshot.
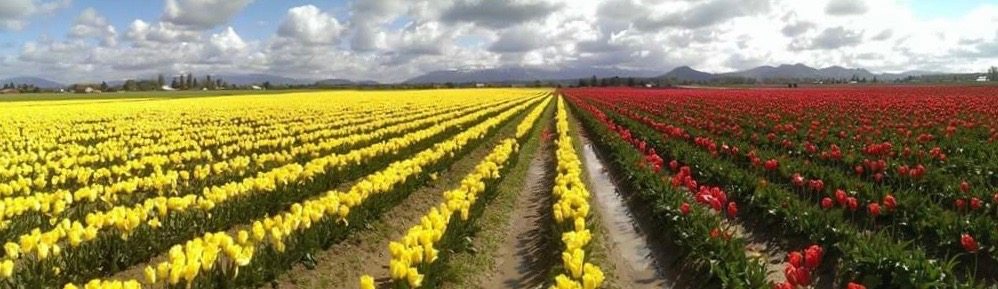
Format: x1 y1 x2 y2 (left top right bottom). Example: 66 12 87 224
575 133 673 289
479 139 555 289
265 132 516 289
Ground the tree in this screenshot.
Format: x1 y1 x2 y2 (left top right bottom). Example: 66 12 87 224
578 78 586 87
179 75 186 89
100 81 109 91
590 75 597 87
262 81 272 90
988 66 998 81
171 78 179 89
205 75 213 89
627 77 635 87
186 73 194 89
157 74 165 88
193 77 199 89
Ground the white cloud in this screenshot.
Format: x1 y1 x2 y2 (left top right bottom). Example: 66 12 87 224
277 5 345 46
825 0 869 16
162 0 253 30
69 8 118 47
0 0 71 30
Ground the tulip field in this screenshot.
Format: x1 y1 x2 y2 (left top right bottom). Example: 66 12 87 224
0 86 995 289
563 86 998 289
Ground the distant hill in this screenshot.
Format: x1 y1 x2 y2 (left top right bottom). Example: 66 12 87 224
656 64 944 82
215 74 314 86
0 77 64 88
404 66 660 84
315 79 380 86
658 66 715 82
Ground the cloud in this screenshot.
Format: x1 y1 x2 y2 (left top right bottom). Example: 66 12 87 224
870 29 892 41
623 0 771 31
488 25 543 53
277 5 345 46
0 0 71 30
825 0 868 16
69 8 118 47
348 0 406 51
781 21 815 37
162 0 253 30
126 20 201 45
809 27 864 49
441 0 562 29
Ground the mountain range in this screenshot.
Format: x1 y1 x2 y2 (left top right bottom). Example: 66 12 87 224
1 64 954 88
659 63 941 82
406 63 946 84
404 66 662 84
0 77 64 89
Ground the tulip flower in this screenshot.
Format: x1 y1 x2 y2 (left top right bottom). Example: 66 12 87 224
820 197 834 209
969 197 981 210
764 159 779 171
847 282 867 289
726 202 738 218
804 245 823 269
787 251 803 268
774 282 793 289
883 194 896 211
955 199 966 211
868 202 881 217
359 275 375 289
961 233 978 253
960 181 970 193
679 202 690 216
846 197 858 211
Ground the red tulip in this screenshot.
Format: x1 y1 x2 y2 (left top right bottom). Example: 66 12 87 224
808 179 825 192
847 282 867 289
867 202 881 217
726 202 738 218
764 159 779 171
804 245 823 269
668 159 679 171
846 197 859 211
854 165 864 175
774 282 793 289
679 202 690 216
784 266 800 286
961 233 978 253
787 251 803 268
993 191 998 205
970 197 981 210
835 189 847 206
791 173 805 187
955 198 966 210
960 181 971 193
820 197 834 209
883 194 897 211
794 266 811 286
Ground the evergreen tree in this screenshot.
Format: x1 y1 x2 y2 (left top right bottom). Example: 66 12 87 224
590 75 597 87
989 66 998 81
179 75 186 89
157 74 165 88
578 78 586 87
206 75 213 89
186 73 194 89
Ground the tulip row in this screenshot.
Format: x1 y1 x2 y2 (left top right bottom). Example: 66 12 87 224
567 97 770 288
62 93 549 289
0 96 519 245
604 95 995 218
548 97 606 289
1 91 545 287
590 96 998 274
573 97 977 288
381 95 551 288
0 100 400 195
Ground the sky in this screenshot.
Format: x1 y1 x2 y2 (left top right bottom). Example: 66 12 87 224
0 0 997 83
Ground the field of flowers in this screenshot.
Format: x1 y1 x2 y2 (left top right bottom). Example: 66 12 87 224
563 86 998 289
4 85 994 289
0 89 614 289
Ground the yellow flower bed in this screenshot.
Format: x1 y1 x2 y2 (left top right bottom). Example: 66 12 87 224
550 97 604 289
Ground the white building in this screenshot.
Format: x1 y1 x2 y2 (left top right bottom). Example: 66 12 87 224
977 76 988 82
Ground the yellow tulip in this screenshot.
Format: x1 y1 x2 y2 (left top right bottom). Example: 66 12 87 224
359 275 375 289
144 265 157 284
0 260 13 278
